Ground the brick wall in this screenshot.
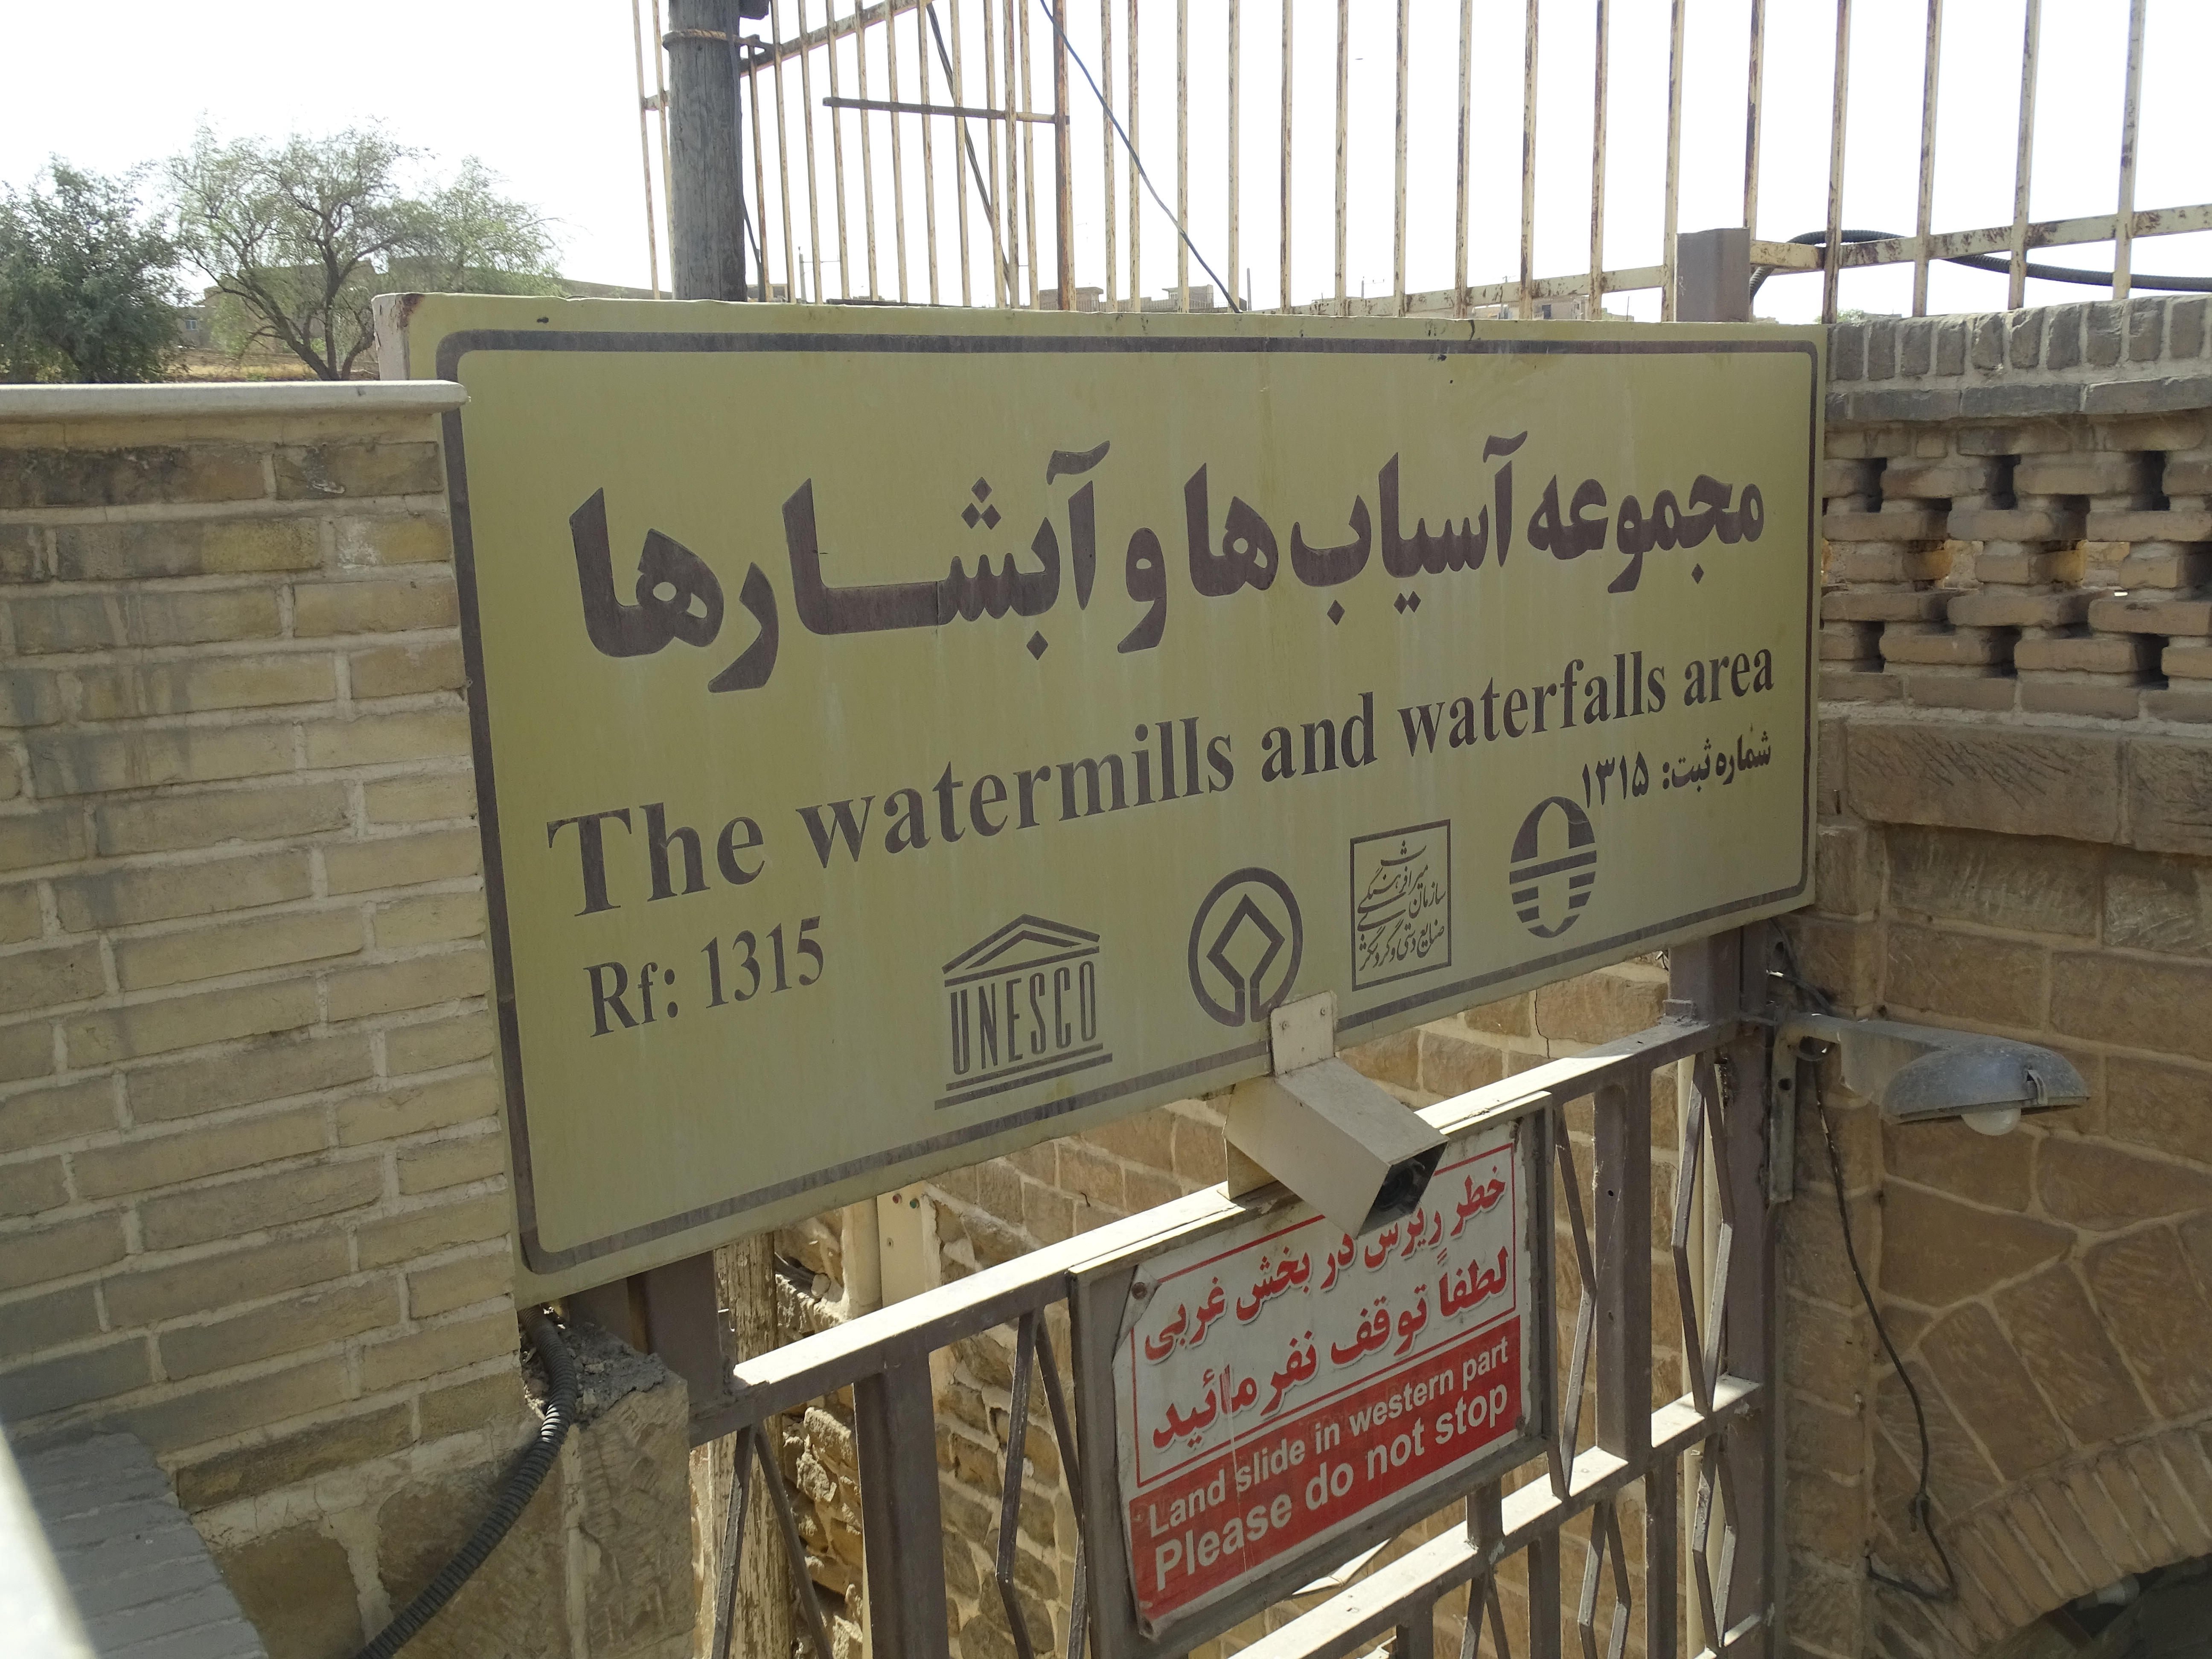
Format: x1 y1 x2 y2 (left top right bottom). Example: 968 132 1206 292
0 385 689 1659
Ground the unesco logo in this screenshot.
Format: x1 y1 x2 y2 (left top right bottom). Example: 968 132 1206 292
1187 868 1304 1027
1508 797 1597 940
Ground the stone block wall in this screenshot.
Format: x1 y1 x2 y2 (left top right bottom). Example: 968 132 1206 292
0 386 691 1659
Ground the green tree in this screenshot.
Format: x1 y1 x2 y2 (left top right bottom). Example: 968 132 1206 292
167 127 559 381
0 162 180 383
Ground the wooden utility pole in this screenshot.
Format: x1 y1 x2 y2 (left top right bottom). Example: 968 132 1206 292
666 15 794 1656
668 0 751 303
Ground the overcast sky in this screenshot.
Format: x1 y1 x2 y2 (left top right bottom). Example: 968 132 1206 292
3 0 2205 324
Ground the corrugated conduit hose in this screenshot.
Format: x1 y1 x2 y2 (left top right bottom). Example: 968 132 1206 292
351 1309 579 1659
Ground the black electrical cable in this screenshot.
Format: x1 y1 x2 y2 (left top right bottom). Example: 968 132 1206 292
1751 228 2212 301
1770 936 1956 1605
352 1310 579 1659
1029 0 1243 311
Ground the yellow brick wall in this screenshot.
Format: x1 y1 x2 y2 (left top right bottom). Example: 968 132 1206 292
0 388 540 1643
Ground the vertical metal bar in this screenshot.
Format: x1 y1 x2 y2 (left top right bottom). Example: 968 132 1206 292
2115 0 2147 302
1741 0 1764 238
1519 0 1538 320
855 0 882 296
709 1428 753 1659
1593 1078 1651 1462
653 0 676 259
1822 0 1850 323
885 0 911 301
1005 0 1025 305
1100 0 1118 309
1280 0 1293 312
797 0 827 303
1019 0 1042 307
826 0 854 296
1074 1264 1147 1659
771 0 801 301
982 0 1007 304
1177 0 1190 311
1453 0 1471 318
1334 0 1349 315
1227 0 1240 311
1393 0 1409 314
1397 1601 1437 1659
1660 0 1684 320
751 48 773 297
945 0 978 305
1054 0 1074 310
1645 1449 1679 1659
1128 0 1141 308
917 4 940 303
1528 1532 1563 1659
2008 0 2041 310
632 0 664 298
853 1345 952 1659
1911 0 1941 317
1589 0 1609 322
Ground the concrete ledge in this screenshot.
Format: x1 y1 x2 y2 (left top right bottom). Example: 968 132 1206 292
0 383 467 424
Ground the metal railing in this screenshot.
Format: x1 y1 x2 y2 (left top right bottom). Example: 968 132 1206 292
630 0 2206 324
688 931 1781 1659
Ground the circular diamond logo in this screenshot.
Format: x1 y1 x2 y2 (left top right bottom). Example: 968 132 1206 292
1509 797 1598 939
1187 868 1304 1027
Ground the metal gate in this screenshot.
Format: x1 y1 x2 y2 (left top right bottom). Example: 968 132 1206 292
687 928 1781 1659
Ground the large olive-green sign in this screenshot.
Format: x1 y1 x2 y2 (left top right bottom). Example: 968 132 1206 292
393 296 1821 1298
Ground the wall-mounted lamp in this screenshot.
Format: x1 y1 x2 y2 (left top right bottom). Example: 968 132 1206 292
1775 1011 2089 1136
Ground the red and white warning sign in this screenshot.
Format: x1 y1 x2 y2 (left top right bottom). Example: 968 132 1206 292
1113 1124 1539 1628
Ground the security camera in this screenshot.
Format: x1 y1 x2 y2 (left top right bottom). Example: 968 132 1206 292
1775 1011 2089 1136
1224 994 1447 1237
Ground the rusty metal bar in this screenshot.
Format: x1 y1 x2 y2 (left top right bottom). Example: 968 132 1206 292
883 0 909 299
1453 0 1471 318
1176 0 1189 310
982 0 1007 304
1911 0 1941 316
796 0 827 301
1519 0 1538 319
1646 1449 1679 1659
1100 0 1117 309
1019 0 1042 306
940 0 979 305
825 0 855 295
1741 0 1763 237
631 0 664 298
1822 0 1849 321
1279 0 1292 311
1227 0 1240 310
1593 1077 1650 1465
653 0 675 262
916 7 940 303
1758 201 2212 274
1394 0 1410 314
1335 0 1348 315
1127 0 1140 306
750 46 773 296
2116 0 2148 302
1589 0 1609 323
1054 0 1074 310
761 0 928 67
771 0 802 300
1661 0 1684 320
2009 0 2041 309
853 1343 949 1659
854 0 882 296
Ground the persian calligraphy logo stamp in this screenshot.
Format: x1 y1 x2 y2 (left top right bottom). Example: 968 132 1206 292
1187 868 1304 1027
1508 796 1598 939
939 915 1112 1108
1349 821 1452 991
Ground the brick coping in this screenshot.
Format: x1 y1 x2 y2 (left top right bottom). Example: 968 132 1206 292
0 382 467 423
